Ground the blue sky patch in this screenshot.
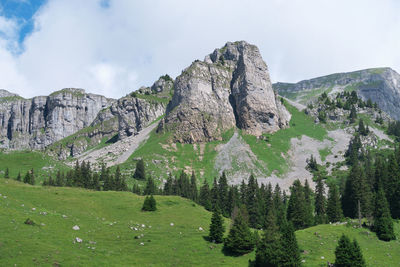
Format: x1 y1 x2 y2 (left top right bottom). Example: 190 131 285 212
0 0 47 44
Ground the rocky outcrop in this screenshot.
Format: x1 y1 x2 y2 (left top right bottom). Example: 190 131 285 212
274 67 400 121
158 41 290 143
47 84 171 159
0 88 113 150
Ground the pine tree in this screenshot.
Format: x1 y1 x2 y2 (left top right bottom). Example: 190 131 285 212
327 183 343 222
315 177 327 224
224 207 254 255
4 167 9 178
255 208 282 266
144 176 156 195
55 170 64 187
280 222 301 266
16 172 21 182
210 178 220 211
218 172 229 216
334 234 354 266
142 195 157 211
246 174 262 228
132 183 141 195
373 186 396 241
199 180 212 210
342 162 372 219
349 105 357 123
163 173 173 195
133 159 146 180
114 166 122 191
287 180 307 230
304 179 314 227
386 154 400 218
335 235 366 267
189 171 198 202
208 209 225 243
358 119 367 136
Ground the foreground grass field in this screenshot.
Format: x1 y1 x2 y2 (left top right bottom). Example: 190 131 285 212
1 179 399 266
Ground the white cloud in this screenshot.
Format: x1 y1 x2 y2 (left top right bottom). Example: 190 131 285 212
0 0 399 98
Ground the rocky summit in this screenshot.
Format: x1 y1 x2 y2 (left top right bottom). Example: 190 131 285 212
158 41 290 143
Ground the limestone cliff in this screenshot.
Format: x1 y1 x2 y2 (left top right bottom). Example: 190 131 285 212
0 88 113 150
158 41 290 143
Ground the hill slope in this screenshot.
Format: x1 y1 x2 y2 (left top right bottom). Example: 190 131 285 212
1 179 400 266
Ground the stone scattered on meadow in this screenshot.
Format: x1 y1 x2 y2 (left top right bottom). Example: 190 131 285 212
73 225 80 231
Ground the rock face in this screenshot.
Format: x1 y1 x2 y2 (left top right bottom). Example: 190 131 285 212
0 88 113 150
274 67 400 120
158 41 290 143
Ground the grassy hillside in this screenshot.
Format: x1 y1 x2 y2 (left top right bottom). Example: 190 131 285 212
1 179 400 266
0 151 71 182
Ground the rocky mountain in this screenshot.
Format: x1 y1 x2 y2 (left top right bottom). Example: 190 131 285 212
47 76 172 159
0 88 113 150
158 41 290 143
0 75 173 155
273 67 400 120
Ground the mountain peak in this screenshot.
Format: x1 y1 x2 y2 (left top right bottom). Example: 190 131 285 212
158 41 290 143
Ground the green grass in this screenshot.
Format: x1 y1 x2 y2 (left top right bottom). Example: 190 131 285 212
0 95 25 102
318 147 331 162
1 179 399 266
134 93 171 105
0 179 253 266
117 128 235 184
296 223 400 266
0 151 70 183
241 103 327 176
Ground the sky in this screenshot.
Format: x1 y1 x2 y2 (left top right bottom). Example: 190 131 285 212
0 0 399 99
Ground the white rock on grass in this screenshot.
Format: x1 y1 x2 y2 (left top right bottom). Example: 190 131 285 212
199 227 204 231
75 237 82 243
140 242 144 246
73 225 80 230
62 215 67 218
32 208 36 211
170 223 174 226
321 256 325 259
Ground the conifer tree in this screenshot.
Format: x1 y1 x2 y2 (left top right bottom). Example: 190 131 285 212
55 170 64 187
92 173 101 191
227 185 240 217
144 176 156 195
358 118 367 136
218 172 229 216
16 171 21 182
349 105 357 123
335 235 366 267
280 222 301 266
132 183 141 195
255 208 282 266
246 174 262 228
142 195 157 211
287 180 307 230
304 179 314 227
189 171 198 202
315 177 327 224
373 186 396 241
163 173 173 195
208 209 225 243
29 169 35 185
224 207 254 255
342 162 372 219
199 180 212 210
327 183 343 222
133 159 146 180
4 167 9 178
386 154 400 218
210 178 220 211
